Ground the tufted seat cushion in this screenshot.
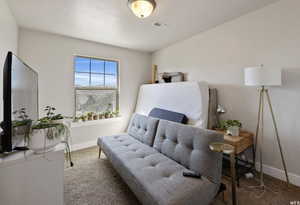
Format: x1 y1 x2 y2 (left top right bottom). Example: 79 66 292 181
153 120 224 185
99 133 221 205
127 113 159 146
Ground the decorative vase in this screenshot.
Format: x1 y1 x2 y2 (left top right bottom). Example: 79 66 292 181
29 128 62 154
226 126 240 137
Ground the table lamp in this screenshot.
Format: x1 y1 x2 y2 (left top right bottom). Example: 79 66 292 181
244 65 289 189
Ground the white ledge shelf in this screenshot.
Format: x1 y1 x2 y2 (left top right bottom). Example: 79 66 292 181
71 117 123 128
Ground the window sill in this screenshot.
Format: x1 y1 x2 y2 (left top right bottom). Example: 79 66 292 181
71 117 122 128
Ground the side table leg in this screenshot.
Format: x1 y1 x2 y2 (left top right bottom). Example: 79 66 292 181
230 153 237 205
235 156 240 187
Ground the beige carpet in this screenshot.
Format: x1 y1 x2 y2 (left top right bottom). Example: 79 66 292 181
64 147 300 205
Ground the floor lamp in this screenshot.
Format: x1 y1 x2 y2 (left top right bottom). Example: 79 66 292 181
244 66 289 189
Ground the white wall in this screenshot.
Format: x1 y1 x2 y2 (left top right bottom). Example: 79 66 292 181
152 0 300 185
18 29 152 148
0 0 19 120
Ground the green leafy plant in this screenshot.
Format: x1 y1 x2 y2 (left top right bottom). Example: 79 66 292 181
12 108 32 141
13 108 28 120
87 112 94 120
30 106 68 140
219 120 242 130
38 106 64 123
12 108 32 127
98 112 104 119
80 115 87 121
104 111 112 118
93 113 99 120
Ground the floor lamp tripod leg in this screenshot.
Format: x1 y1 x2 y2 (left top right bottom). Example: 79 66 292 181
254 89 263 167
265 90 290 186
259 89 265 188
248 88 266 195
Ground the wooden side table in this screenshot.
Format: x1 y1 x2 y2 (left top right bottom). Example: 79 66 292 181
210 143 237 205
214 130 255 186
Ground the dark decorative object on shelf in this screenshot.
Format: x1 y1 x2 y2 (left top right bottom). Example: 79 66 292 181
160 72 184 83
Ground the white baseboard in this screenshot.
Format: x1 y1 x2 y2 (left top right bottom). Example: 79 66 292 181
71 140 97 152
255 162 300 187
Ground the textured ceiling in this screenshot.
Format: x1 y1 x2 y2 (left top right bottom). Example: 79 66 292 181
8 0 279 52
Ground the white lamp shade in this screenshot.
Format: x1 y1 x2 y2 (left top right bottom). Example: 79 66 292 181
244 66 282 86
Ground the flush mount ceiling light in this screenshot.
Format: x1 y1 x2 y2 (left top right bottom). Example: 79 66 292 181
128 0 156 19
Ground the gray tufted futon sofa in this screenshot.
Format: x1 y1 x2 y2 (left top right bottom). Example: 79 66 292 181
97 113 224 205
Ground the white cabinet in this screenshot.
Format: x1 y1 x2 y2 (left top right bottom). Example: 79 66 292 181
0 146 64 205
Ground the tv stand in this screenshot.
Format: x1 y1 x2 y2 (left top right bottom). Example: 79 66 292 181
0 144 64 205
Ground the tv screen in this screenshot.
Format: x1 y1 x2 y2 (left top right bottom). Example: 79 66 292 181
0 52 38 153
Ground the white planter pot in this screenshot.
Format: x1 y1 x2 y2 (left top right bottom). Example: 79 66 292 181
12 125 29 147
226 126 240 137
29 128 61 154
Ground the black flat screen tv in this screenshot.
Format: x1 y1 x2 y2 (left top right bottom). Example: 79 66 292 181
0 51 38 153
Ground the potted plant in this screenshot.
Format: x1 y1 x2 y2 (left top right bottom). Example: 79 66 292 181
93 113 99 120
104 103 113 118
99 112 104 119
87 112 94 121
12 108 32 144
28 106 68 154
40 106 64 123
220 120 242 136
104 111 110 119
80 114 87 122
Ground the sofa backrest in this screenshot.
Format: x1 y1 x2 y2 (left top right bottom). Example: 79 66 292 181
153 120 224 183
127 113 159 146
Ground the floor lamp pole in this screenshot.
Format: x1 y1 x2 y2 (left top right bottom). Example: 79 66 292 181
253 86 290 187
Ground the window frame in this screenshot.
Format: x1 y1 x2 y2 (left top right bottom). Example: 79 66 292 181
73 55 120 118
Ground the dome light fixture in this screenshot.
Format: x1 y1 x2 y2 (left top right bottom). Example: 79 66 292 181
128 0 156 19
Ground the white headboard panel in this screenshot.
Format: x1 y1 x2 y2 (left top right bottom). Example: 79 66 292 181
135 81 209 128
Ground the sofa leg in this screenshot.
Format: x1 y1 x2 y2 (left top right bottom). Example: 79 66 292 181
98 146 102 159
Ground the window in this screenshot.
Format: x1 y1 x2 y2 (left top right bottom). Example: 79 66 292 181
74 56 119 117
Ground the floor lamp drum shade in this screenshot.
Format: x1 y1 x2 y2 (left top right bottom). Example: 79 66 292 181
244 66 282 86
